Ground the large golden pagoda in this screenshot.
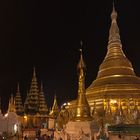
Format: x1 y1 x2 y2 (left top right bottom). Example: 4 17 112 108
67 4 140 125
86 5 140 123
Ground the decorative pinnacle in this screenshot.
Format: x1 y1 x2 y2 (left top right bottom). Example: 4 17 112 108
52 94 58 110
74 47 92 121
77 48 86 96
108 1 121 45
33 67 36 77
113 0 115 10
111 1 117 23
32 67 37 82
79 40 83 56
54 94 57 101
78 49 86 70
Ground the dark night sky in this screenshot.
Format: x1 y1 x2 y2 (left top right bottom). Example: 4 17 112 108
0 0 140 113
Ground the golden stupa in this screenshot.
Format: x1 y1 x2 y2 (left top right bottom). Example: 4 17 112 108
67 5 140 124
86 5 140 113
73 49 92 121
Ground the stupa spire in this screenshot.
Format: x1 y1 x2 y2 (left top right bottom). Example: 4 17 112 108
74 48 92 121
8 94 16 113
49 94 59 118
15 83 24 115
25 67 39 115
95 3 135 79
105 2 126 59
32 67 37 82
108 2 121 45
77 48 86 94
52 95 59 111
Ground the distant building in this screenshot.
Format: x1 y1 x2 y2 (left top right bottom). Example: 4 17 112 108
23 68 48 128
0 96 20 136
0 67 51 133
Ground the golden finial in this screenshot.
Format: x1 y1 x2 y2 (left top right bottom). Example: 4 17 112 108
77 48 86 70
108 0 121 45
32 67 37 82
53 94 58 110
113 0 115 11
79 40 83 55
49 94 59 117
111 1 117 22
77 49 86 94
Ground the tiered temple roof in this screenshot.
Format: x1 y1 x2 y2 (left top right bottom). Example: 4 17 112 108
15 83 24 116
38 83 48 115
24 67 40 115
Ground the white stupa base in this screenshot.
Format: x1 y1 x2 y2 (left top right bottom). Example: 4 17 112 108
65 121 93 140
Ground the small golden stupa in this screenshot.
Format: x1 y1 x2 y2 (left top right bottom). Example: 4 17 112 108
49 95 59 118
73 49 92 121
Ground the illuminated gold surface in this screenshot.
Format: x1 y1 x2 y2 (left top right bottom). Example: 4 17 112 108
49 95 59 118
86 5 140 112
8 94 16 113
73 50 92 121
68 5 140 125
